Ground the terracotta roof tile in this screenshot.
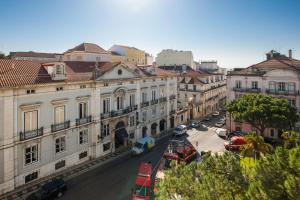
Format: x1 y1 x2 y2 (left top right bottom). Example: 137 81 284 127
65 43 108 54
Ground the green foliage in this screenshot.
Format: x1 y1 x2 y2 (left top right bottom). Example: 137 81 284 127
281 131 300 149
226 94 298 134
241 132 274 159
156 147 300 200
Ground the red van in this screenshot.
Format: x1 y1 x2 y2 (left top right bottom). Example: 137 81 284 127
224 136 247 151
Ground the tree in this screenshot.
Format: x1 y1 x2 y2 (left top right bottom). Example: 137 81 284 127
241 132 274 159
281 131 299 149
247 147 300 200
156 152 248 200
226 94 298 135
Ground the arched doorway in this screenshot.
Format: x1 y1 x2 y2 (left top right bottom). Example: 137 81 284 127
151 123 157 136
115 121 128 148
142 126 147 138
159 119 166 132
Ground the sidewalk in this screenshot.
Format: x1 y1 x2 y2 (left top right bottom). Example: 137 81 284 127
0 130 173 200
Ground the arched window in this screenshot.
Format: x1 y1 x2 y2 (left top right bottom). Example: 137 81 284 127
118 69 122 75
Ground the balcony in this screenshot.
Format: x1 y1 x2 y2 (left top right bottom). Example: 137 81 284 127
51 120 70 132
20 127 43 141
141 101 150 108
246 88 261 93
232 87 246 92
150 99 159 105
170 110 176 115
169 94 176 100
266 89 298 96
101 105 138 119
76 115 92 126
159 97 167 103
179 88 202 92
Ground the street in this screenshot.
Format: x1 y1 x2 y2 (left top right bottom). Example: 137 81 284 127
60 114 226 200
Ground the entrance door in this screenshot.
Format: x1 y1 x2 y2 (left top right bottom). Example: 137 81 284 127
142 126 147 138
115 121 128 148
170 116 175 128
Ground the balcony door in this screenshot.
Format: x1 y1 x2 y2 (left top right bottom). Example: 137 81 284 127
24 110 38 132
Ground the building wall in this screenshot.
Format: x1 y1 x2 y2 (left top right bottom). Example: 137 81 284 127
156 49 194 69
226 68 300 137
109 46 146 65
63 52 111 62
0 72 177 194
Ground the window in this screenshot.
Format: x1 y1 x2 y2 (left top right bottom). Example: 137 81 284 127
142 111 147 122
25 171 38 183
235 81 241 89
79 102 88 118
160 106 165 116
80 85 86 89
181 115 184 122
56 87 63 91
79 129 88 145
152 90 156 100
160 88 165 97
56 65 64 74
289 83 295 92
103 98 110 114
269 81 275 90
130 94 135 106
193 85 196 91
55 136 66 153
278 82 285 91
152 106 156 117
55 160 66 170
117 96 124 110
103 142 111 152
79 151 88 159
142 92 147 103
130 116 135 127
26 89 35 94
251 81 258 89
24 110 38 132
25 145 39 165
185 84 188 90
171 102 174 111
129 131 135 139
104 83 109 87
288 99 296 107
54 106 65 124
101 123 110 137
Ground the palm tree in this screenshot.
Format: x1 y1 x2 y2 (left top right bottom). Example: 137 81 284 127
281 131 299 149
241 132 274 159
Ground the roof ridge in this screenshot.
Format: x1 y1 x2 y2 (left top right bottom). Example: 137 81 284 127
276 58 299 71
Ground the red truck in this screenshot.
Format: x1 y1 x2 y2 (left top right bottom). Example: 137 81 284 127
224 136 247 151
132 162 153 200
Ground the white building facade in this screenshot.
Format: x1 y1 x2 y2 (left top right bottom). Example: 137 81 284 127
0 60 177 194
156 49 195 69
226 50 300 138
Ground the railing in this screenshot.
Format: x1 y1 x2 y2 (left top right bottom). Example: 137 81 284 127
101 105 138 119
169 94 176 100
51 120 70 132
159 97 167 103
76 115 92 126
141 101 150 108
179 88 202 92
20 127 43 141
266 89 298 96
232 87 246 92
150 99 159 105
246 88 261 93
170 110 176 115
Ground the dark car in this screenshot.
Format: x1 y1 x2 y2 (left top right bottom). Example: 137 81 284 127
26 178 67 200
227 130 246 138
190 121 201 128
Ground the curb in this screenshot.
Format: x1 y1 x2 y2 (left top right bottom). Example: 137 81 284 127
0 131 173 200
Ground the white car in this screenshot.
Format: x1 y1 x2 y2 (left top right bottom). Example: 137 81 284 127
212 111 220 116
216 128 227 137
173 125 187 136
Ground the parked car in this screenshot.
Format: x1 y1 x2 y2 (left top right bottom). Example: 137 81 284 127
216 128 227 137
204 117 211 121
227 130 246 138
26 178 67 200
215 122 224 128
212 111 220 116
173 125 187 136
190 121 201 128
224 136 247 151
132 136 155 155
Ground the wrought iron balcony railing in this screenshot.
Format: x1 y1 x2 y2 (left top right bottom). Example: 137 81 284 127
51 120 70 132
20 127 43 141
76 115 92 126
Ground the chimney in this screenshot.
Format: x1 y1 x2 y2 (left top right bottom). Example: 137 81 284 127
288 49 292 59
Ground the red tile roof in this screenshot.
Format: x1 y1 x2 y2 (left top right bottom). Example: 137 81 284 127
0 60 175 88
65 43 108 54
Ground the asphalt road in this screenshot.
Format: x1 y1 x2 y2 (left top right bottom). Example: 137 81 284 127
60 114 226 200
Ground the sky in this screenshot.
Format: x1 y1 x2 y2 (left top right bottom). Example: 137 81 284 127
0 0 300 68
